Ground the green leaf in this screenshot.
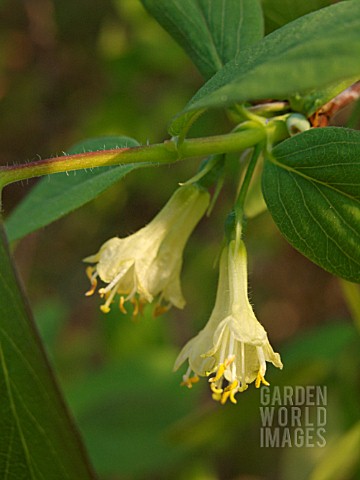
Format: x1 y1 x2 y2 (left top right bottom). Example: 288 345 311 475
170 1 360 134
65 350 198 477
141 0 264 79
340 280 360 333
309 421 360 480
262 127 360 283
0 222 95 479
5 136 142 242
281 322 357 367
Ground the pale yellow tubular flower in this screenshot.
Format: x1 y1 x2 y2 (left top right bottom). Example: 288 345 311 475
84 184 210 315
173 243 230 388
174 239 283 404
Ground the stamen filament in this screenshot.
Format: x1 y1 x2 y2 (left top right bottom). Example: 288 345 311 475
241 342 245 383
218 328 229 365
99 281 120 313
100 268 127 295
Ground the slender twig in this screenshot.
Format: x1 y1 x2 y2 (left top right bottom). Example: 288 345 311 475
235 142 263 221
310 81 360 127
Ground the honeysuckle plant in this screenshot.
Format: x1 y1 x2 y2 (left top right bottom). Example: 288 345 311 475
0 1 360 478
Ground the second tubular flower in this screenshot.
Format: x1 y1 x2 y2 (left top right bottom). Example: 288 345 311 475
84 184 210 315
174 238 283 404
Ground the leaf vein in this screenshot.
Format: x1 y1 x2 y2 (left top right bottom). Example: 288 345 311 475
0 341 37 480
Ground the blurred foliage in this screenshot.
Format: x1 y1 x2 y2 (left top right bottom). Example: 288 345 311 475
1 0 359 479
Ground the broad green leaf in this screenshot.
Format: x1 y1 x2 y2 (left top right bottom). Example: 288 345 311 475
0 222 95 479
141 0 263 79
170 1 360 135
5 136 142 242
261 0 332 33
262 127 360 283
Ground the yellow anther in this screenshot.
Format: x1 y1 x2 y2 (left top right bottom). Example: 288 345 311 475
100 304 111 313
255 372 270 388
210 382 223 395
220 390 231 405
119 296 127 314
85 281 97 297
221 380 238 405
98 288 107 298
209 363 226 383
131 298 139 316
212 392 222 402
85 266 95 280
180 375 199 389
153 303 171 318
229 390 238 404
228 381 239 404
85 267 97 296
209 356 235 384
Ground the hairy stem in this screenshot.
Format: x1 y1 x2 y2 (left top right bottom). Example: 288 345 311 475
0 128 272 190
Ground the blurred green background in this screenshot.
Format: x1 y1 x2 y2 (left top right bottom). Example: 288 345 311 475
1 1 359 479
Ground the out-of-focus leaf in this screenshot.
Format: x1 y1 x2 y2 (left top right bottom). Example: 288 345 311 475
280 322 358 367
340 280 360 333
310 421 360 480
170 1 360 135
65 349 199 477
5 136 142 242
262 128 360 283
261 0 332 33
141 0 264 79
34 298 68 354
0 222 95 479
